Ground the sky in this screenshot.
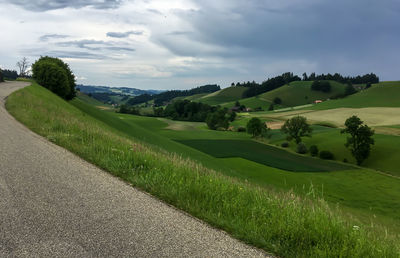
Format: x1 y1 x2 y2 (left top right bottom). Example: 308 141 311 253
0 0 399 90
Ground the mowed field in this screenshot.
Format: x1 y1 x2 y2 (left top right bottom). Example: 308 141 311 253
269 107 400 127
177 139 353 172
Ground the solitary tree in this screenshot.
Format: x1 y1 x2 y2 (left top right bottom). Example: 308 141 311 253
246 117 268 137
281 116 312 143
32 56 76 100
16 57 29 77
341 115 374 165
0 70 3 82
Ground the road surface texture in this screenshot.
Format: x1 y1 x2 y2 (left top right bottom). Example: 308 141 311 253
0 81 268 257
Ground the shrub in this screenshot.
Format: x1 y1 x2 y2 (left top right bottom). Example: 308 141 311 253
32 56 76 100
273 97 282 104
237 126 246 132
319 150 334 160
309 145 319 157
296 142 307 154
268 104 274 111
281 142 289 148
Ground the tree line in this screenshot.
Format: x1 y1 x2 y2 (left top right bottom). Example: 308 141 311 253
302 72 379 85
247 115 374 165
0 69 18 80
127 84 221 106
120 99 236 130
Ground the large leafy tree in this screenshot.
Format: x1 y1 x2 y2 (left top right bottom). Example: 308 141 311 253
32 56 76 100
246 117 267 137
341 116 374 165
281 116 312 143
206 110 229 130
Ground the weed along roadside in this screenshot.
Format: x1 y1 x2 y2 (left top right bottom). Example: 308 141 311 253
6 81 399 257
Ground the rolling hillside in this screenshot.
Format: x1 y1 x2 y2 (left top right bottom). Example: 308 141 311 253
310 81 400 110
194 81 347 109
258 81 347 107
195 86 248 105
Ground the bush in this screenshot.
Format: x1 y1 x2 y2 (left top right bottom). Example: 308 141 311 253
268 104 274 111
273 97 282 104
32 56 76 100
281 142 289 148
1 69 18 80
319 150 334 160
237 126 246 132
296 142 307 154
309 145 319 156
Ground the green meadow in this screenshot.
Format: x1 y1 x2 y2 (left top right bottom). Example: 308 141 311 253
195 86 248 105
6 82 400 257
310 81 400 110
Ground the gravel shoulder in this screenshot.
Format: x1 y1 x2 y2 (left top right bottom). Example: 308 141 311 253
0 81 268 257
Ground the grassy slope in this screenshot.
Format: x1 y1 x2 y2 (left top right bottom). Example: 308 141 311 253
310 81 400 110
8 83 400 257
221 96 274 110
114 114 400 232
258 81 346 107
196 86 248 105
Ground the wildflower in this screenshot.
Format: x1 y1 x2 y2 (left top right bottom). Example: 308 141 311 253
353 225 360 231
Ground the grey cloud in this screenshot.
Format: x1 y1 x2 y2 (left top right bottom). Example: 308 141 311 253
57 39 110 50
55 39 135 53
39 34 69 42
166 31 192 36
149 0 400 79
4 0 122 11
105 47 135 51
176 0 400 59
106 31 143 38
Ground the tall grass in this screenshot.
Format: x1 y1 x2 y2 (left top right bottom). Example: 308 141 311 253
6 83 399 257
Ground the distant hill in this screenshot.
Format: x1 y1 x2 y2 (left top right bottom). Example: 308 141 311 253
195 86 248 105
77 84 163 96
127 84 221 106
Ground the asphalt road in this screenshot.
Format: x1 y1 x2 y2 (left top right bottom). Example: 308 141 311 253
0 81 268 257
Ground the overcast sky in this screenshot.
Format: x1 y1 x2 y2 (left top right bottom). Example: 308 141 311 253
0 0 399 90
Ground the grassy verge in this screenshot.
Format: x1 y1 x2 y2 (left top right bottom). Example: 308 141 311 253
6 82 399 257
